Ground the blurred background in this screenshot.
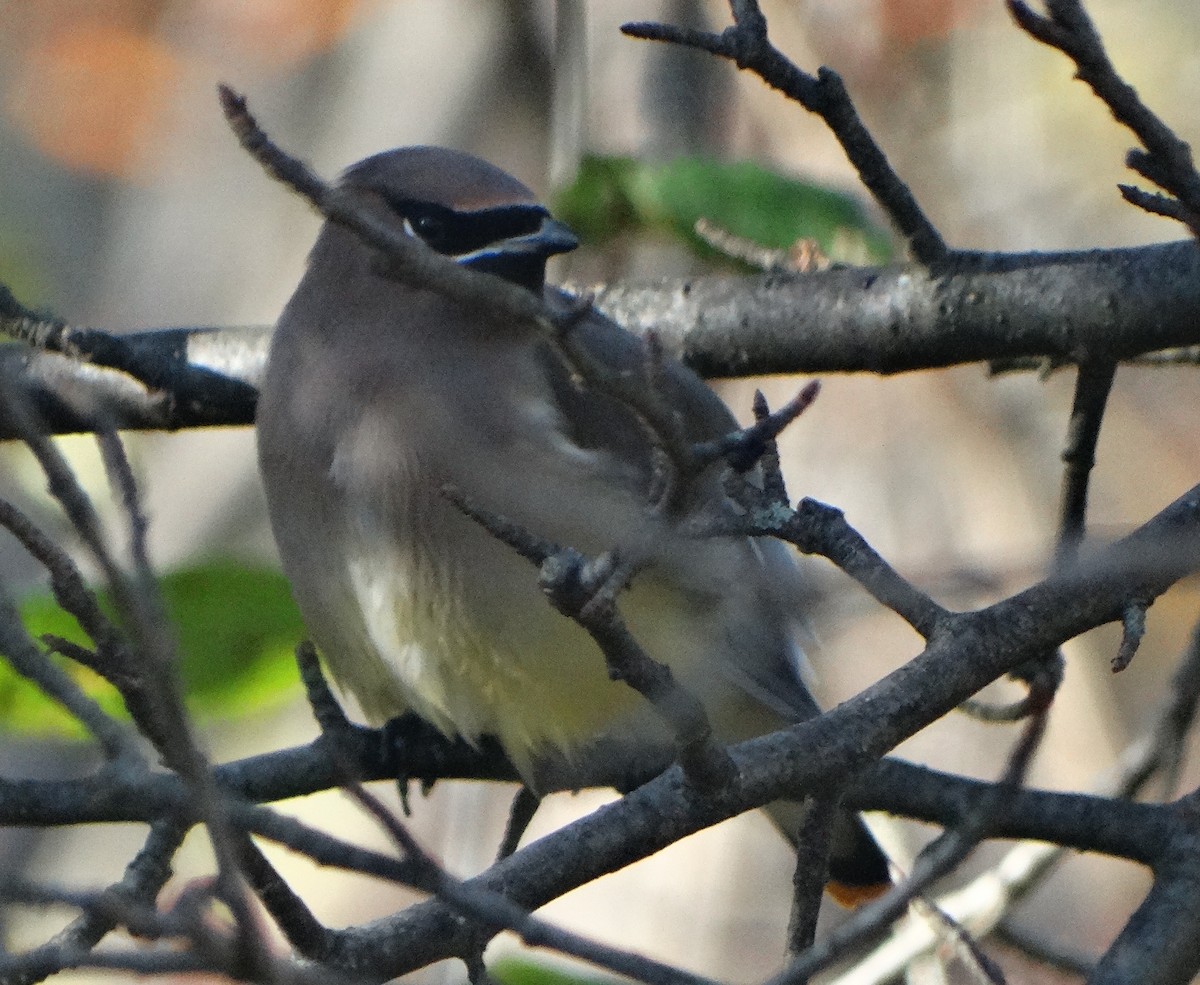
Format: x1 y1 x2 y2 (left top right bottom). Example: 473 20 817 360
1 1 1200 982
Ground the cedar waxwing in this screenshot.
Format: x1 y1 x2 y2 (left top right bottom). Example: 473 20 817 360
256 147 890 905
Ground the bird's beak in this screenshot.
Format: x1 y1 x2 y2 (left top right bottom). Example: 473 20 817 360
518 216 580 257
458 216 579 264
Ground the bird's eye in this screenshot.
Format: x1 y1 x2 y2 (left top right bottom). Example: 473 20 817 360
410 213 445 244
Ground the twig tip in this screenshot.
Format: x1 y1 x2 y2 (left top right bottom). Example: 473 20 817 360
216 83 244 117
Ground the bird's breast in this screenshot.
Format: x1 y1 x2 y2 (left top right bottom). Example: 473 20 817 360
322 410 650 779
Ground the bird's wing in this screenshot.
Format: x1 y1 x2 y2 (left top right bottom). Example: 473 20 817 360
538 289 822 727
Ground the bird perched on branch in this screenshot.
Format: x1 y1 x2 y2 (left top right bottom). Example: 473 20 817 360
256 146 889 905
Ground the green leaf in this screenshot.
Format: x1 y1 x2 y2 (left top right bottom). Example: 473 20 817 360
4 560 305 737
490 955 621 985
553 156 644 244
555 154 893 265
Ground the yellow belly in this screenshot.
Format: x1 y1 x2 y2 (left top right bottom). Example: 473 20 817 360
329 536 650 780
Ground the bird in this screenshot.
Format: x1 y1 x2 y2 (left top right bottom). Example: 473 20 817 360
255 145 890 906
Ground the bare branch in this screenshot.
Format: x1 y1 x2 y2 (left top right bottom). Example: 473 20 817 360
622 1 947 263
1009 0 1200 237
7 237 1200 438
720 497 949 639
770 711 1049 985
0 284 259 433
580 241 1200 378
342 782 719 985
0 819 186 985
691 379 819 473
787 798 837 958
232 832 335 962
1113 600 1149 673
1056 360 1117 564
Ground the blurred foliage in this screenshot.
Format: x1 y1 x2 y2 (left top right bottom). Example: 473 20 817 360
881 0 989 46
0 229 50 313
0 560 304 737
4 4 366 179
555 155 893 266
490 955 621 985
8 22 181 179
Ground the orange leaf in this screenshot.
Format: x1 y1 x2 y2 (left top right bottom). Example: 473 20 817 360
198 0 365 68
6 23 181 178
881 0 986 47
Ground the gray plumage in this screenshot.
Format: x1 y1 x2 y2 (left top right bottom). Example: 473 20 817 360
257 147 888 899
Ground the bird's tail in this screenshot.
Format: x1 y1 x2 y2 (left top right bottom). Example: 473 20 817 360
767 801 892 907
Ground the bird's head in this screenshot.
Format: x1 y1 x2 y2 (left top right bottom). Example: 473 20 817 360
340 147 578 292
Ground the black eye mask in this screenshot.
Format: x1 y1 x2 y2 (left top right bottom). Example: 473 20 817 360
384 198 550 259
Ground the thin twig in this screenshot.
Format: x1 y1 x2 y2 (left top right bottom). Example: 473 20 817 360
1008 0 1200 237
967 358 1119 724
787 798 837 961
0 493 161 729
965 358 1117 726
722 496 949 639
1056 359 1117 566
218 85 556 337
0 377 124 592
232 831 335 962
496 788 542 862
95 431 153 587
0 580 140 763
1113 600 1149 673
442 487 737 791
692 380 820 474
769 711 1048 985
340 782 722 985
0 818 185 985
622 1 947 263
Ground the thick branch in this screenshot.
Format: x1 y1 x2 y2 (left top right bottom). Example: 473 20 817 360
0 327 261 436
1092 848 1200 985
5 240 1200 437
585 241 1200 377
